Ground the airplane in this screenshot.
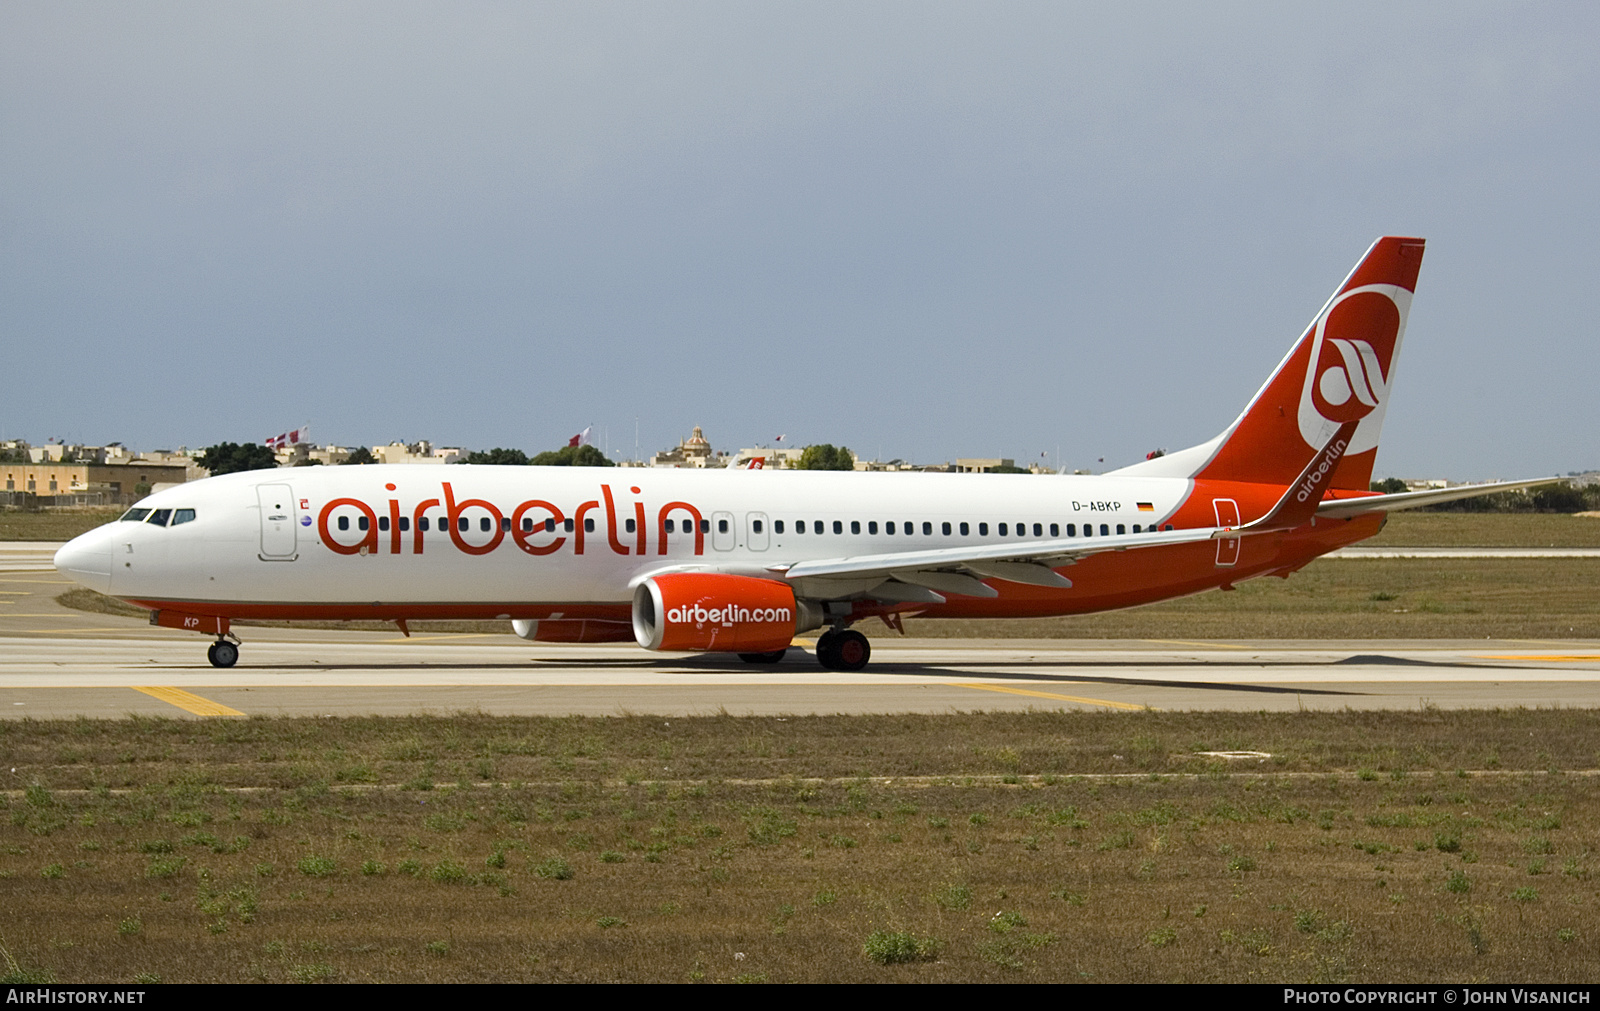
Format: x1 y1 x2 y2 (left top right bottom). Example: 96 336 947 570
53 236 1557 671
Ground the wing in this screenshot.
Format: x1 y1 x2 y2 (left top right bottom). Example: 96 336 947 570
769 525 1222 601
625 525 1223 602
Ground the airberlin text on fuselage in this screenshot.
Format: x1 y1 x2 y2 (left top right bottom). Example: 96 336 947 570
317 482 706 558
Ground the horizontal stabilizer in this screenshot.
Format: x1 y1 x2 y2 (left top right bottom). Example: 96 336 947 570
1316 477 1566 519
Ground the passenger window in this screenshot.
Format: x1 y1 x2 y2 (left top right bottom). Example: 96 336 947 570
1165 524 1174 531
1082 524 1091 537
358 516 370 531
564 518 575 533
121 508 151 522
832 520 842 534
457 517 468 532
795 521 804 535
523 517 533 532
626 518 636 533
479 517 491 532
851 521 860 534
998 523 1007 536
942 522 952 536
587 518 598 533
420 517 431 532
379 517 390 532
868 521 878 535
701 519 711 534
1100 524 1109 536
1132 524 1140 533
1049 523 1059 537
719 519 729 534
959 522 968 536
1016 522 1025 537
978 523 988 536
665 519 675 533
546 518 556 533
399 517 409 532
922 522 933 536
1067 523 1076 536
501 517 511 532
1033 523 1043 537
774 520 784 534
1116 524 1125 535
885 521 895 535
171 509 196 526
813 520 823 535
753 520 763 533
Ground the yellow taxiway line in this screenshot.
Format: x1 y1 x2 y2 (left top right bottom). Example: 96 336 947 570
132 686 245 717
955 682 1150 711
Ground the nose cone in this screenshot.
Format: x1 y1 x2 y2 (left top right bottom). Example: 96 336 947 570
54 525 114 594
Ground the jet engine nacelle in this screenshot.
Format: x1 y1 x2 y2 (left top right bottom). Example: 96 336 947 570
632 573 821 653
511 618 635 644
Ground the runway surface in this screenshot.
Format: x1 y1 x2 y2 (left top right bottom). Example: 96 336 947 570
5 568 1600 718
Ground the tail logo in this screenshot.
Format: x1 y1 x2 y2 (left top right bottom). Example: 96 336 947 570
1314 338 1386 416
1297 284 1410 454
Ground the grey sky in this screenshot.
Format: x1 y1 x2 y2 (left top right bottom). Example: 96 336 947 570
3 3 1595 479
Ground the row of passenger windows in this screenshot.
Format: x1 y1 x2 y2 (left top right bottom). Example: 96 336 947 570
761 519 1171 537
119 507 197 527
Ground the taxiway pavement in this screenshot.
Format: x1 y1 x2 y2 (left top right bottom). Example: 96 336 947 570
5 566 1599 719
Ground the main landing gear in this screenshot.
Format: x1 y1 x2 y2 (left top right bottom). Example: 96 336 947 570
206 639 240 669
815 628 871 672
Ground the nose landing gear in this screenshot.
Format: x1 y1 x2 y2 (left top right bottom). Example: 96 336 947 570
815 628 870 671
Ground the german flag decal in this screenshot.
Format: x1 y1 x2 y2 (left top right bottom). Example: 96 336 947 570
1137 502 1155 512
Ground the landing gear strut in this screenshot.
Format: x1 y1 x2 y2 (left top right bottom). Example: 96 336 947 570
815 628 870 672
207 639 239 668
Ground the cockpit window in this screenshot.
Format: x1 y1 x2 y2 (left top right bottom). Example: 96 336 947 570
171 509 196 526
147 509 172 527
120 508 151 522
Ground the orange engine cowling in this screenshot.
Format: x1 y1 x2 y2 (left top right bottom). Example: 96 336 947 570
511 619 635 644
632 573 811 653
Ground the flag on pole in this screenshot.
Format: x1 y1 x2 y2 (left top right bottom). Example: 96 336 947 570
265 424 311 449
568 426 592 448
774 434 786 443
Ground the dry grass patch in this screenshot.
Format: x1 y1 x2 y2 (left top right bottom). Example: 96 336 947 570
1 711 1598 982
0 509 122 542
1364 513 1600 549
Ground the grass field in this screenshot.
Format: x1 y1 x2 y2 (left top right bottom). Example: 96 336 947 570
0 509 120 542
2 711 1596 983
1363 512 1600 548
